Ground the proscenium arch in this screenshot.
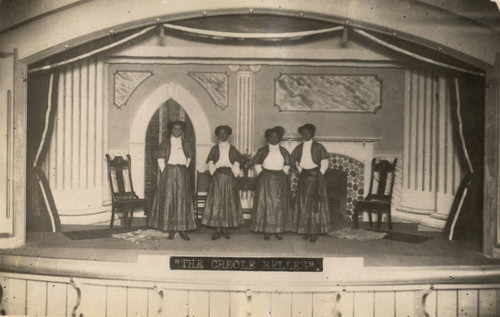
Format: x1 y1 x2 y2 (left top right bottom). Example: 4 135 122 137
128 82 212 197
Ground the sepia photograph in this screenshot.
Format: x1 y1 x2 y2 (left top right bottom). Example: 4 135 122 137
0 0 500 316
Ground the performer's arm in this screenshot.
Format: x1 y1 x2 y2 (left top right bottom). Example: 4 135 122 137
208 161 216 175
254 164 263 175
320 159 328 175
232 161 241 177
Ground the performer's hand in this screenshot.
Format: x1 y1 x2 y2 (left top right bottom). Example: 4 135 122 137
158 159 165 172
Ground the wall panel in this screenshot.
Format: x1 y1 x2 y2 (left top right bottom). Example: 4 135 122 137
398 70 463 230
44 57 108 225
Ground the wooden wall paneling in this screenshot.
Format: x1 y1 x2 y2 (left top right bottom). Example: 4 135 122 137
67 279 79 317
55 71 64 189
209 291 230 317
457 289 478 317
80 60 89 190
64 66 72 190
163 289 189 317
409 70 419 191
106 286 127 317
71 63 80 190
88 57 97 189
147 287 162 317
311 292 335 317
229 291 248 317
80 284 107 317
353 291 374 317
416 71 426 192
373 291 395 317
479 289 498 317
26 280 47 316
423 73 433 192
424 290 437 317
127 286 149 317
46 281 68 316
394 290 414 317
251 291 271 317
337 291 354 317
478 289 497 317
96 58 105 204
1 277 27 315
188 290 209 317
292 292 313 317
437 290 458 317
271 292 292 316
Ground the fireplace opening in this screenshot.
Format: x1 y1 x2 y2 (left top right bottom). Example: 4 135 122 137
325 169 348 225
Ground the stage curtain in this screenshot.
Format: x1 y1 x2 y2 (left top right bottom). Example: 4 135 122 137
444 75 485 240
26 70 62 232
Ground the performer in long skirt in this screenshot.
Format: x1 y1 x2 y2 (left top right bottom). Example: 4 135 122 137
148 121 196 240
202 125 244 240
291 123 332 242
251 126 292 240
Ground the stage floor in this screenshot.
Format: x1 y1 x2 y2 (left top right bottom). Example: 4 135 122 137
1 222 498 267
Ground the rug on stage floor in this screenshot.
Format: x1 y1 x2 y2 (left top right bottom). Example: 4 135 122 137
327 228 387 241
111 229 172 243
64 227 147 240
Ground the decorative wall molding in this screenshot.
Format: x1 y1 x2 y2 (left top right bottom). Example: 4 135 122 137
229 65 261 154
274 74 382 113
113 70 153 109
129 82 212 197
188 72 229 110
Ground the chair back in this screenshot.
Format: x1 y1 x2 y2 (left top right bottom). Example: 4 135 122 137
105 154 138 201
196 170 212 194
368 158 398 200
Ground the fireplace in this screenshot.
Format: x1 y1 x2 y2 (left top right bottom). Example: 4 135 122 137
284 137 377 221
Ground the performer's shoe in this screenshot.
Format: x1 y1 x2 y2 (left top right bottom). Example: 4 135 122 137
264 233 271 240
309 235 318 243
222 231 230 239
211 232 220 240
302 234 310 240
179 232 190 241
274 234 283 240
168 231 175 240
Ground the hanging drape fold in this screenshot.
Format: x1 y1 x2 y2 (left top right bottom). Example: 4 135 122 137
444 76 484 240
26 70 61 232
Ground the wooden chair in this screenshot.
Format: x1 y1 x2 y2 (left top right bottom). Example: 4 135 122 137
353 158 397 231
193 171 212 219
105 154 147 228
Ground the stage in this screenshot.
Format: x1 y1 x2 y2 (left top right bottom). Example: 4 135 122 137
2 222 498 268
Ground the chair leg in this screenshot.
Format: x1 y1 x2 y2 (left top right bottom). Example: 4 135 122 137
194 200 198 220
110 206 115 229
377 209 382 231
387 208 392 230
128 208 134 229
353 206 359 229
123 208 128 229
368 209 373 228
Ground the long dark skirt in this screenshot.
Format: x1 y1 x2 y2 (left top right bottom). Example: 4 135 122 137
251 169 292 233
292 168 332 234
202 167 243 228
148 165 196 231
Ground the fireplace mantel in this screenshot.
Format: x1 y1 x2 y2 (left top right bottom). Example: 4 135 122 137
283 136 382 144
